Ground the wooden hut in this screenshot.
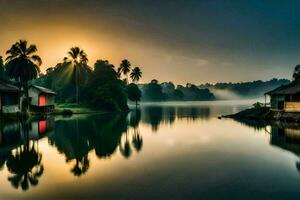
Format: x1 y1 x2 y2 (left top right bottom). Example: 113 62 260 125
0 81 20 114
28 85 56 113
265 82 300 112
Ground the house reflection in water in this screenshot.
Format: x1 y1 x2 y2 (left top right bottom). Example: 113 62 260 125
270 124 300 173
28 118 55 140
0 117 55 146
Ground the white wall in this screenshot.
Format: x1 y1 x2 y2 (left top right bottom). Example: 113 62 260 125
29 87 39 106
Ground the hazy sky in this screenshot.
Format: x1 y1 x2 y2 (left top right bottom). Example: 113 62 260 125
0 0 299 84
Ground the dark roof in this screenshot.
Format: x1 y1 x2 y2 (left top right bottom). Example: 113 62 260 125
30 85 56 95
265 82 300 95
0 81 19 93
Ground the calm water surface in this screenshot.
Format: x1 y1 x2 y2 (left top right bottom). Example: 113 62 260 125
1 100 300 199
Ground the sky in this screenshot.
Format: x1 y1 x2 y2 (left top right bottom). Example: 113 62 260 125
0 0 300 84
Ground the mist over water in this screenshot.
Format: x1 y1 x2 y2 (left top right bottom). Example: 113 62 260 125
210 88 243 100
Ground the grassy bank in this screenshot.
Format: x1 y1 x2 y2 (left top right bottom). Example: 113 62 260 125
54 103 105 115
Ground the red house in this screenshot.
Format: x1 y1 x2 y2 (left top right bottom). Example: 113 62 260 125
28 85 56 113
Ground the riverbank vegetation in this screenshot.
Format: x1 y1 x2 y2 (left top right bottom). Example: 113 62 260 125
36 56 143 112
0 40 145 113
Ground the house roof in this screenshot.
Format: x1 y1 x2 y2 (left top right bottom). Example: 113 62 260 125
0 81 20 93
265 82 300 95
30 85 56 95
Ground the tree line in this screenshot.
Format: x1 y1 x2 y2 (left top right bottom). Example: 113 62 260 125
0 40 143 112
138 78 293 101
199 78 290 99
139 80 215 101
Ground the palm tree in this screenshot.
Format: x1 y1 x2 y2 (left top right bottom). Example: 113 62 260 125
130 67 142 83
0 56 6 80
0 56 3 70
67 47 88 104
118 59 131 83
5 40 41 111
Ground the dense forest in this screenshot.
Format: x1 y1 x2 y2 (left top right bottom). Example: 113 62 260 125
1 40 143 112
34 57 142 111
140 80 215 101
139 78 290 101
199 78 290 99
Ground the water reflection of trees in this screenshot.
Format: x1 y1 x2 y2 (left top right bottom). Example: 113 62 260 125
0 118 54 191
0 113 144 189
176 107 210 121
130 110 143 152
141 105 211 132
142 106 163 132
0 105 213 180
6 140 43 190
48 113 141 176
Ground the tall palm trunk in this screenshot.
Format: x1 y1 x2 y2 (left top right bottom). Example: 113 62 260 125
22 81 30 114
75 65 79 104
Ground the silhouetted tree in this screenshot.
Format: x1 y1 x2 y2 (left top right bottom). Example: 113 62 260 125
118 59 131 83
84 59 128 111
127 83 142 108
5 40 41 111
142 79 166 101
173 89 184 100
46 67 54 75
67 47 89 104
0 56 6 80
130 67 142 83
177 84 215 101
0 56 3 67
293 65 300 83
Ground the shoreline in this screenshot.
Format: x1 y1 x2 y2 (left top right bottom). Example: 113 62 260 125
0 107 131 120
223 107 300 123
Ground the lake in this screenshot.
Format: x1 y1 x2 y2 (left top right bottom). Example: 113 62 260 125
1 100 300 200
